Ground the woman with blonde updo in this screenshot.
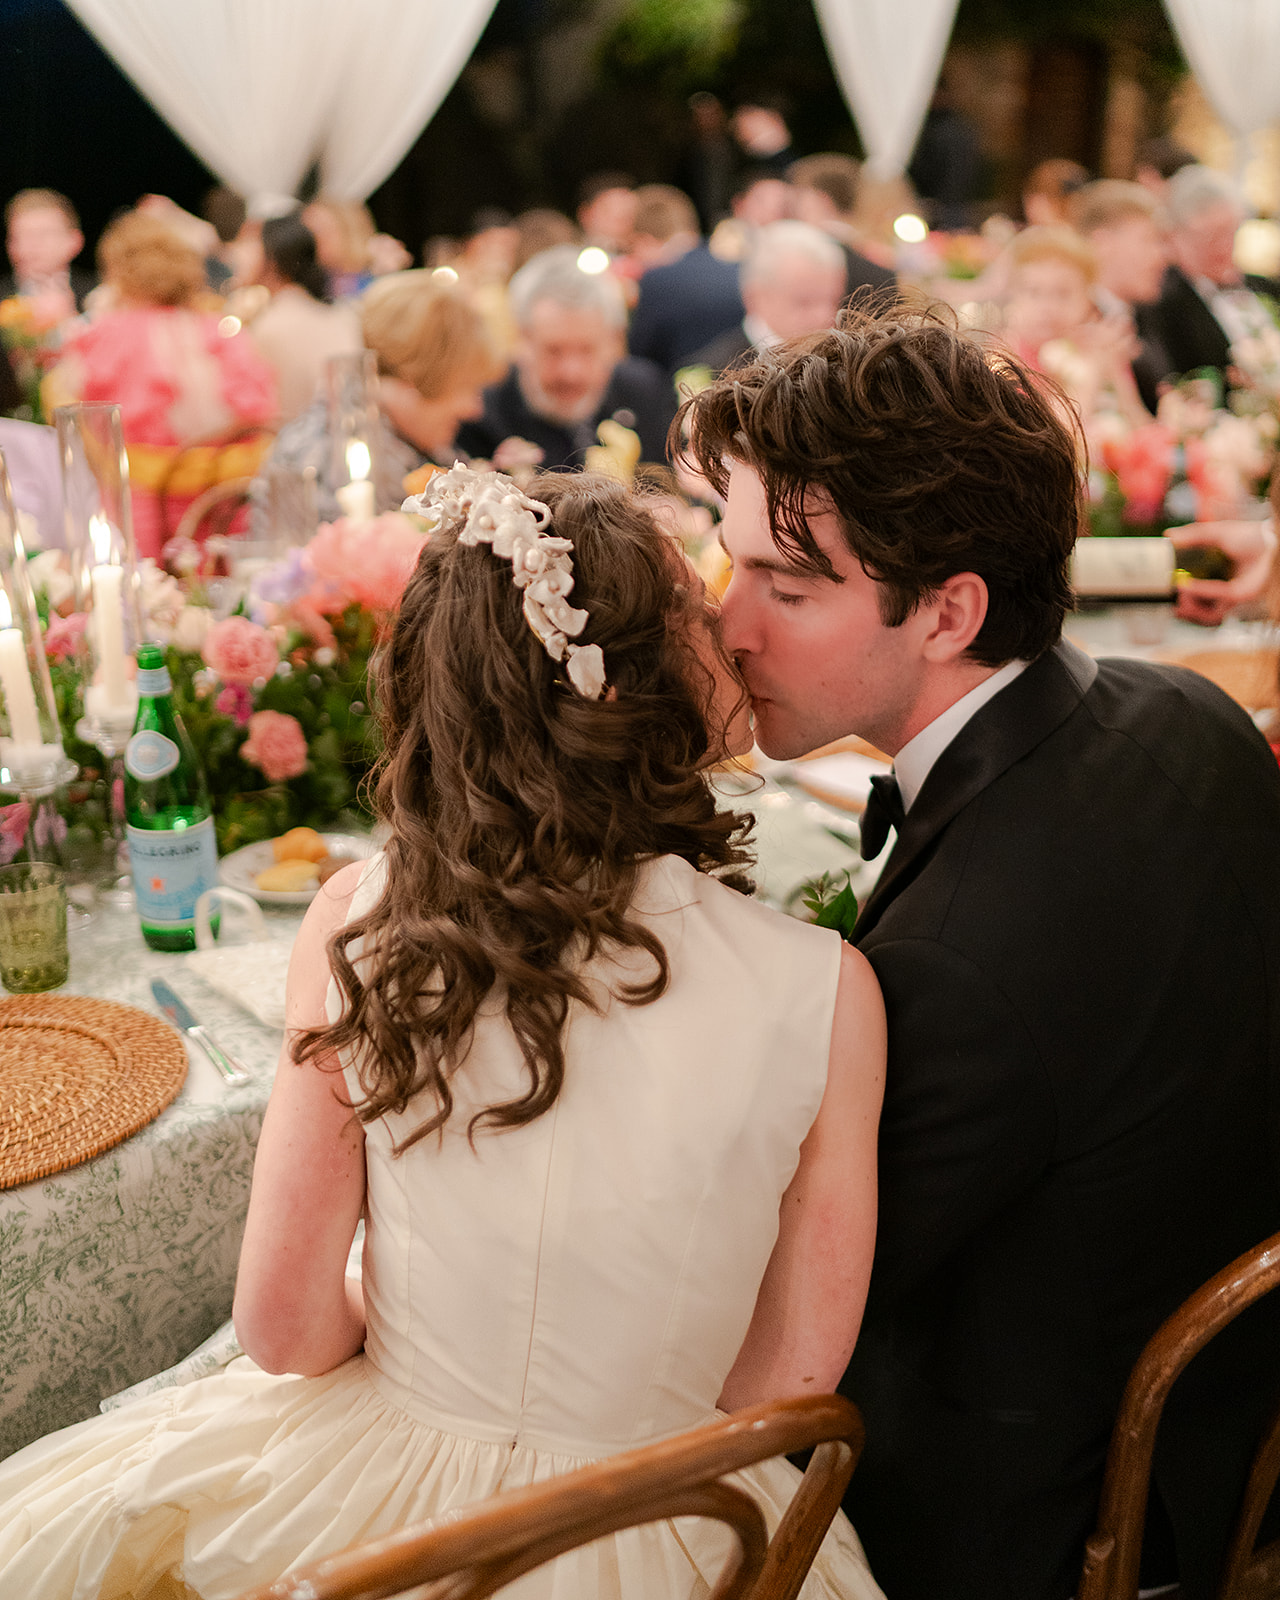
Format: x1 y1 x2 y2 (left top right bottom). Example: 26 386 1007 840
50 210 277 557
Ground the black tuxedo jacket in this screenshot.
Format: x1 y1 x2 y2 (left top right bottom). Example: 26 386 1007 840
842 642 1280 1600
1136 263 1280 396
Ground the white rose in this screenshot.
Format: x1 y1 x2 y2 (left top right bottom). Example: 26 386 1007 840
27 550 73 609
171 605 214 654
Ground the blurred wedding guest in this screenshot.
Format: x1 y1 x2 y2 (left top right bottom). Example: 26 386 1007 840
303 197 411 300
1138 165 1280 399
457 246 675 470
731 99 794 180
1072 179 1171 411
512 208 580 273
262 270 501 522
788 154 898 303
1003 226 1148 429
1021 158 1090 226
691 220 847 373
626 185 744 376
907 75 984 230
576 173 637 257
248 214 361 422
1133 134 1196 201
675 91 736 234
47 211 276 559
1 189 93 329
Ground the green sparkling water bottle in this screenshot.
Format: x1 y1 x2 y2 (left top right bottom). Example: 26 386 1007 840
124 642 218 952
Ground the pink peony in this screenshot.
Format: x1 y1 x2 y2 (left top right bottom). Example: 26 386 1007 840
0 802 30 865
305 513 429 617
215 683 254 725
202 615 279 685
240 710 308 783
44 611 88 663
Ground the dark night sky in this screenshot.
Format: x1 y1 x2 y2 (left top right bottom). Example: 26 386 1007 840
1 0 218 267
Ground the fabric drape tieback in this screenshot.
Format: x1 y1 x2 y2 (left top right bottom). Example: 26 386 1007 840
860 772 905 861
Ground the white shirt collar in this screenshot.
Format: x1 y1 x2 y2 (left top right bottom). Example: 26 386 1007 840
742 312 781 350
894 659 1029 811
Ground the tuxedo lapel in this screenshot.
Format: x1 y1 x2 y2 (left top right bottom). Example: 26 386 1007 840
854 640 1098 941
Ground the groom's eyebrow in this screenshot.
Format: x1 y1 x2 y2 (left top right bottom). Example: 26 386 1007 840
715 528 816 577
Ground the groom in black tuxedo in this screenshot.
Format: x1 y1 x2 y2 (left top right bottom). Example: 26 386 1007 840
686 311 1280 1600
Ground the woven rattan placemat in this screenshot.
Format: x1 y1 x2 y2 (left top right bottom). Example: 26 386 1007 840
0 994 187 1190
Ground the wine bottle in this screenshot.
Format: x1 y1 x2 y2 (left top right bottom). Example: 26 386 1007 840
124 642 219 952
1072 536 1239 601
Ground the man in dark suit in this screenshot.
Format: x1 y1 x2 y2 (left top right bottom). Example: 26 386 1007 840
1137 164 1280 398
626 185 744 378
687 310 1280 1600
457 245 675 472
690 220 849 375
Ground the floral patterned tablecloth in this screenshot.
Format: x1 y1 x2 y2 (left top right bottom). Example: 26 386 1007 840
0 899 300 1461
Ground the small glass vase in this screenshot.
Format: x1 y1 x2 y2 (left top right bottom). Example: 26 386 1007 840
56 402 147 907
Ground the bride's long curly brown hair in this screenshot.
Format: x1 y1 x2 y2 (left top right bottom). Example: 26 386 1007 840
295 472 753 1149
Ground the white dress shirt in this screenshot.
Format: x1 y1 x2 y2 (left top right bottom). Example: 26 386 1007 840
894 658 1028 811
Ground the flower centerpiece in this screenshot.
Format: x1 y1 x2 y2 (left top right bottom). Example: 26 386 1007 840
1087 377 1277 538
30 509 431 855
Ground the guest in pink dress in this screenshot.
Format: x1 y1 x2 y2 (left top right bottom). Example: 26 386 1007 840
48 211 277 559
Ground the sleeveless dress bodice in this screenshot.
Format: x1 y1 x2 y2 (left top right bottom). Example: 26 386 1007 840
0 854 884 1600
353 853 837 1458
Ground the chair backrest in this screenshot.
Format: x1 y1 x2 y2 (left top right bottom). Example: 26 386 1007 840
234 1392 863 1600
1078 1232 1280 1600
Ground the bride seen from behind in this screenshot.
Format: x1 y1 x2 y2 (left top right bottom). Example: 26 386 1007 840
0 469 886 1600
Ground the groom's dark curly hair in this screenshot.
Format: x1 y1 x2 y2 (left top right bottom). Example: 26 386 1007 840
678 303 1082 666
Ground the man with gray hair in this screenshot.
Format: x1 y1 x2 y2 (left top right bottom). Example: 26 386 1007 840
1138 164 1280 395
457 245 676 470
691 219 852 373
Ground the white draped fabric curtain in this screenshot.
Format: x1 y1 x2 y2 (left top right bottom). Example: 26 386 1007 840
64 0 497 209
811 0 961 180
1161 0 1280 144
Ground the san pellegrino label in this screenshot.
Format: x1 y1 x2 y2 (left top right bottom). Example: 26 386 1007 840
125 729 180 781
125 815 218 929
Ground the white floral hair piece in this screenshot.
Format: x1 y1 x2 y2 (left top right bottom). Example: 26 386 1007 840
403 464 607 700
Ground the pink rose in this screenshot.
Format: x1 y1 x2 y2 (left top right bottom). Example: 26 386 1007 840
202 615 279 685
240 710 308 783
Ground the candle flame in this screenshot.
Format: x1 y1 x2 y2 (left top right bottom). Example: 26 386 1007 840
89 512 113 566
346 439 372 482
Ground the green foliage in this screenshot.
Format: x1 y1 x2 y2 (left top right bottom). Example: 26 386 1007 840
799 869 859 939
602 0 743 90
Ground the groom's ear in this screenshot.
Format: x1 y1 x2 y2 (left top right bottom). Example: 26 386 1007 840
919 572 989 664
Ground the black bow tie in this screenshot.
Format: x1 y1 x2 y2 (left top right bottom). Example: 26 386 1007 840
860 771 905 860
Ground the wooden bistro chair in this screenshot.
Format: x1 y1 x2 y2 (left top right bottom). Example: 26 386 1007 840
235 1392 863 1600
1078 1232 1280 1600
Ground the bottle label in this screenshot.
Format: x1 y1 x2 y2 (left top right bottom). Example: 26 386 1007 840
125 729 180 780
126 816 218 929
135 664 172 696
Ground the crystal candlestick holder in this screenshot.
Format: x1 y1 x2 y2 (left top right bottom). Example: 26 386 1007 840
57 403 146 908
326 349 378 520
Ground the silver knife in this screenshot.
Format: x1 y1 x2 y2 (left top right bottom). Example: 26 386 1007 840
151 979 252 1084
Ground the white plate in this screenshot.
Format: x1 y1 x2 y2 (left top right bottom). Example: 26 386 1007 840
218 832 377 905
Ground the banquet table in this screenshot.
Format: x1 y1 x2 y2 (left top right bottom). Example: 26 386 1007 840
0 899 298 1461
